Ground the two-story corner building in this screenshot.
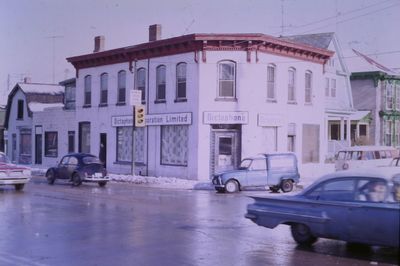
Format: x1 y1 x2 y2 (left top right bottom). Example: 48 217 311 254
349 49 400 146
281 33 355 159
4 80 64 164
66 25 333 180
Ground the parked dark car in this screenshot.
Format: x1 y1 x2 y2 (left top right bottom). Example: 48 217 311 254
45 153 109 187
245 167 400 247
212 153 299 193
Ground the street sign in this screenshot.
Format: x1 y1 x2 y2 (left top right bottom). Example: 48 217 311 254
130 90 142 106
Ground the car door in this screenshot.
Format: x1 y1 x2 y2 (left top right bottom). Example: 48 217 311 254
348 178 399 247
245 159 267 187
66 156 79 179
58 156 70 179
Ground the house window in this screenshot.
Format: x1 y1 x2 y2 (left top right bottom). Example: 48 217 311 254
302 124 320 163
137 68 146 102
79 122 90 153
65 85 76 109
288 123 296 152
84 75 91 106
218 61 236 98
17 100 24 119
396 85 400 110
19 129 31 164
118 70 126 104
396 120 400 145
386 82 393 110
161 125 188 166
305 71 313 104
267 64 276 101
134 127 145 163
116 127 132 162
288 67 296 102
100 73 108 105
45 132 58 157
68 131 75 153
325 78 330 97
331 78 336 97
176 63 187 100
156 65 166 102
385 120 392 146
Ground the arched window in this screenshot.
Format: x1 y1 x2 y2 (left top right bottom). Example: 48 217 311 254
117 70 126 104
267 64 276 101
84 75 91 106
137 68 146 102
156 65 166 102
218 61 236 98
288 67 296 103
176 63 187 100
305 71 313 104
100 73 108 105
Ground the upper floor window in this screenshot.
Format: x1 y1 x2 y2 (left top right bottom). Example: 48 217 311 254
17 100 24 119
396 85 400 110
267 64 276 101
176 63 187 101
288 67 296 103
386 82 393 110
118 70 126 104
84 75 92 106
305 71 313 104
325 78 330 97
100 73 108 105
65 85 76 110
137 68 146 102
156 65 166 102
331 78 336 98
218 61 236 98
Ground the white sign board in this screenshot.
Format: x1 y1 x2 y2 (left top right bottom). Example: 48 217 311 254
258 113 285 127
203 111 248 124
111 116 133 127
111 113 192 127
130 90 142 106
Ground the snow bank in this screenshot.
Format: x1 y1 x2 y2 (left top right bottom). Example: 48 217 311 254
109 174 200 189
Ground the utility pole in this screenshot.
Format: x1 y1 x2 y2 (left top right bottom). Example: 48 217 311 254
281 0 285 35
45 35 64 83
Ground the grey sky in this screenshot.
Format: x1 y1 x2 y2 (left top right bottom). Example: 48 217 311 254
1 0 399 105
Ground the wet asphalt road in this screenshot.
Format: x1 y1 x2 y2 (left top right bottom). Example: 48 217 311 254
0 178 399 266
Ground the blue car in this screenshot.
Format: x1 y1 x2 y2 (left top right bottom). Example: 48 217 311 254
245 167 400 247
212 153 300 193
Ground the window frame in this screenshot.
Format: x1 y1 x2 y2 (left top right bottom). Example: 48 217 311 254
17 99 24 119
386 82 393 110
84 75 92 107
331 78 336 97
155 65 166 103
288 67 296 103
44 131 58 158
305 71 313 104
267 64 277 102
175 62 187 102
137 68 146 103
99 72 108 106
117 70 126 104
217 60 236 100
160 125 188 166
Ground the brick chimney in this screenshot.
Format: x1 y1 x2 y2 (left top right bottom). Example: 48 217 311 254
149 24 161 42
93 36 105 53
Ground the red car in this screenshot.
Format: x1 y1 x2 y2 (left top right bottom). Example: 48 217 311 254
0 152 31 191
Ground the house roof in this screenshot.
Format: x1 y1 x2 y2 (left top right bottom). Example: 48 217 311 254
346 49 399 76
280 32 335 50
67 33 334 70
4 82 64 128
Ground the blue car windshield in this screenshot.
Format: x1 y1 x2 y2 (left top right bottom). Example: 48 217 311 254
82 156 102 165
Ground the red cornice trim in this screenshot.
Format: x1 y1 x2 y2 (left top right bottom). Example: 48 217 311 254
67 33 334 69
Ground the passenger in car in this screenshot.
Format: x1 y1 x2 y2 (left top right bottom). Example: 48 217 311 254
367 182 387 202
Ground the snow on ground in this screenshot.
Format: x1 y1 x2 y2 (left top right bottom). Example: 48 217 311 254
28 164 335 190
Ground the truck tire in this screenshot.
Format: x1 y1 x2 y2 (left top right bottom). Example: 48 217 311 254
225 180 239 193
281 179 294 193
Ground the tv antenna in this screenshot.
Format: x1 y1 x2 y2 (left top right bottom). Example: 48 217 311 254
45 35 64 83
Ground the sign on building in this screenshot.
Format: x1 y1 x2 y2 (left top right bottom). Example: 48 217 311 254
129 90 142 106
203 111 249 124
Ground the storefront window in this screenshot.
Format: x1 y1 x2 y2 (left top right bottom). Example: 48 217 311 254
45 131 58 157
117 127 132 162
161 125 188 166
19 129 31 164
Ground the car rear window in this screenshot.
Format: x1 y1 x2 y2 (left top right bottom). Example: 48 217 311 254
82 156 101 165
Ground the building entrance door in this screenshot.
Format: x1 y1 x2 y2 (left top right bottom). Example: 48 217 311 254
99 133 107 167
35 134 42 164
211 128 241 174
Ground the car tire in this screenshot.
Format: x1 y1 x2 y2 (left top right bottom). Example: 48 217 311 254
281 179 294 193
225 180 239 193
291 223 318 246
72 173 82 187
269 186 280 193
14 184 25 191
98 181 107 187
46 170 55 185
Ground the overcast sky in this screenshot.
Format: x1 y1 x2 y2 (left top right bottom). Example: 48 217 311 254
1 0 399 105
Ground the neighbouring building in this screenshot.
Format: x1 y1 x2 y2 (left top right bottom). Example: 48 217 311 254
281 33 356 159
4 80 64 164
348 49 400 147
